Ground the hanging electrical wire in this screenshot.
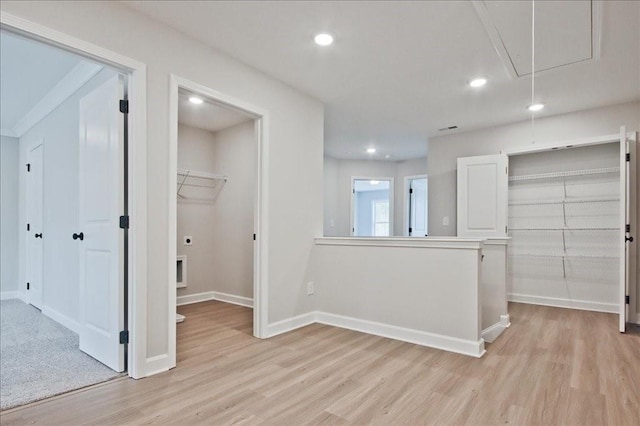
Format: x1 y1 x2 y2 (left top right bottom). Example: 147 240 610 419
531 0 536 144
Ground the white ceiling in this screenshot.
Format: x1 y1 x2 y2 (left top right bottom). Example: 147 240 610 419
0 31 83 134
178 91 252 133
125 0 640 160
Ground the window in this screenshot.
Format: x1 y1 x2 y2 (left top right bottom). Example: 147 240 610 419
351 177 393 236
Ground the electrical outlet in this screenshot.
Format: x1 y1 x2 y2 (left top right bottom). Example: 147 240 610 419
442 216 449 226
307 281 315 295
184 236 193 246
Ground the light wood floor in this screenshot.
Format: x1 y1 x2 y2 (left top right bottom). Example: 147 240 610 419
1 301 638 425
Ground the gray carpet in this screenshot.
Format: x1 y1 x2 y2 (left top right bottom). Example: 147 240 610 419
0 300 121 410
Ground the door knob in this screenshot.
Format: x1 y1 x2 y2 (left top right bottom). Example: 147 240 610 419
73 232 84 241
34 233 43 239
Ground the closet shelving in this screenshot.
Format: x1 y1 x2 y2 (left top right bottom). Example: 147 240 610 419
177 168 228 201
508 167 619 281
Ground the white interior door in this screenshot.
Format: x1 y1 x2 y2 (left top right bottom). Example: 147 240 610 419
26 142 44 309
409 177 428 237
78 75 125 371
457 153 508 237
620 128 637 332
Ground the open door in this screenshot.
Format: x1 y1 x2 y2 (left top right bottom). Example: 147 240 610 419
457 153 509 237
620 128 637 332
78 74 125 371
26 141 44 309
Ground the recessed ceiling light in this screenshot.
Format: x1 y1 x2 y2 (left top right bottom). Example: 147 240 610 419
469 78 487 88
528 103 544 112
314 33 334 46
189 97 203 105
366 148 376 154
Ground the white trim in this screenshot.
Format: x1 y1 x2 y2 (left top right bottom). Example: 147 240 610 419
504 133 625 156
0 291 20 300
41 306 80 334
12 62 103 137
176 291 253 308
168 75 269 373
0 128 17 137
176 255 187 289
481 315 510 343
316 312 485 358
266 312 318 337
315 236 484 250
508 293 618 313
350 176 394 237
1 11 149 379
144 354 170 377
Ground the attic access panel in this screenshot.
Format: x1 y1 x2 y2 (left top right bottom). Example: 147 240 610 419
475 0 597 78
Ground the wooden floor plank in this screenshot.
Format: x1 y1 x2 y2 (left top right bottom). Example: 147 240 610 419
1 301 639 425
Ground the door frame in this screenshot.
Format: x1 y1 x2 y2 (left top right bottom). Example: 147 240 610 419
1 12 148 378
505 128 637 332
350 176 394 236
168 74 270 368
403 174 428 237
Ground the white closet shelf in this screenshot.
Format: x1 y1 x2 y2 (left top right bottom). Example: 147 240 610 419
509 227 618 231
509 253 619 259
509 166 620 182
177 168 228 200
508 197 619 206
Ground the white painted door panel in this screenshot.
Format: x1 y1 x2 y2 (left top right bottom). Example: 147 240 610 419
78 75 124 371
26 142 44 309
457 154 508 237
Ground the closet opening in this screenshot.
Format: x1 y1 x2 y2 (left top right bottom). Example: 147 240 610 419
168 76 268 368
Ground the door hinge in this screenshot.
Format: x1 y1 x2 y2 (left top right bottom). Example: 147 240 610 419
505 226 508 233
27 282 30 290
409 227 412 234
626 153 631 162
253 233 256 241
27 223 30 231
506 166 508 175
352 188 355 194
409 188 413 194
26 163 31 172
119 330 129 344
119 99 129 114
626 295 630 304
119 215 130 229
627 224 631 233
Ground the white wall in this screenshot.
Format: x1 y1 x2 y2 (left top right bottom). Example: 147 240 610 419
313 238 484 357
17 68 117 326
324 157 427 236
1 1 324 363
176 121 254 299
0 135 19 297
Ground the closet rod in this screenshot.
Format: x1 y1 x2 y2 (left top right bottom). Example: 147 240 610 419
509 166 620 182
509 197 619 206
177 168 228 181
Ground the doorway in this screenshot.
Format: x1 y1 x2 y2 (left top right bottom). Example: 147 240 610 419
0 27 135 408
168 75 268 368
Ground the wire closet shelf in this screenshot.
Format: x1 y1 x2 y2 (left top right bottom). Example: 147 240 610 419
177 168 228 202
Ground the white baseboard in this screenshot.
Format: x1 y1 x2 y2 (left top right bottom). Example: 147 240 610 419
266 311 317 337
145 354 170 377
482 316 510 343
176 291 253 308
508 293 618 313
316 312 486 358
0 291 19 300
41 306 80 334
